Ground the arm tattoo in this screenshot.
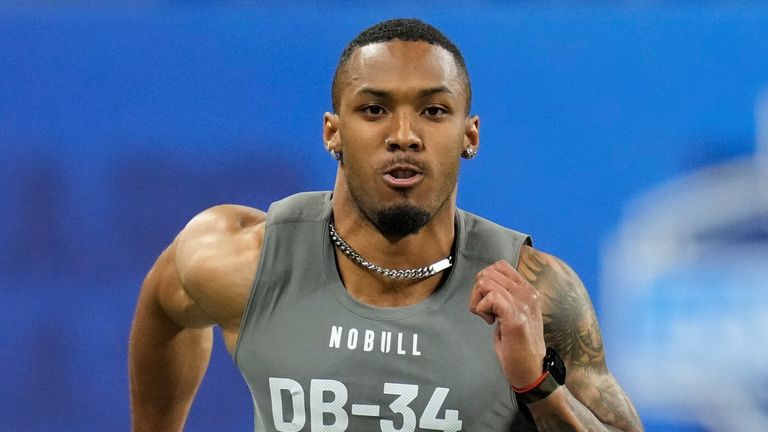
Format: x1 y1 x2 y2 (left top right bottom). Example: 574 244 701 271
518 248 644 431
518 250 605 371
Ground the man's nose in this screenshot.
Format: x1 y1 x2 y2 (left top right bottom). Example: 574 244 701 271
386 112 423 152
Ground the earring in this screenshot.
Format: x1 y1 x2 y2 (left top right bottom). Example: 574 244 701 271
327 140 342 161
461 148 476 159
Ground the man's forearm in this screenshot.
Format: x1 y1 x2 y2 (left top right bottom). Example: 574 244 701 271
528 387 642 432
129 284 213 432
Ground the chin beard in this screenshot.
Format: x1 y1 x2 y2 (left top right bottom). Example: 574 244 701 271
370 203 431 238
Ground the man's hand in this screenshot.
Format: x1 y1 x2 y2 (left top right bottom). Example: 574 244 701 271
474 247 645 431
468 260 546 390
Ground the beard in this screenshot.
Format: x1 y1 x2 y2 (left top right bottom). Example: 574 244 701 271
367 202 432 237
346 175 433 237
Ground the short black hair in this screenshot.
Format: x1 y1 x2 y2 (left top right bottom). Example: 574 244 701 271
331 18 471 114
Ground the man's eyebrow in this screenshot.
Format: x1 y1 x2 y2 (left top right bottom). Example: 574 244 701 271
356 87 390 99
418 86 453 98
354 86 454 99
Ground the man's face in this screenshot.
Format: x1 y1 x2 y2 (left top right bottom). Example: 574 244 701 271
330 40 478 237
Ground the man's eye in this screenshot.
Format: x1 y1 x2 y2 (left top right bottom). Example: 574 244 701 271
424 106 447 117
364 105 385 115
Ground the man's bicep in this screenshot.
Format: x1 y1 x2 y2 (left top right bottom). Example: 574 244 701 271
518 247 603 368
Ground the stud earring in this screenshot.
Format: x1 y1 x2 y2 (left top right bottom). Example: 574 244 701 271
461 148 476 159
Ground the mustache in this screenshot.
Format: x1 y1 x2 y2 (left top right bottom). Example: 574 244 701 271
375 155 429 173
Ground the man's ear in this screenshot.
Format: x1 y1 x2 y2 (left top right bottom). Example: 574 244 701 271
464 115 480 154
323 112 341 152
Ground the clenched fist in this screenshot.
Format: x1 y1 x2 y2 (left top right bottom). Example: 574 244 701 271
468 260 546 390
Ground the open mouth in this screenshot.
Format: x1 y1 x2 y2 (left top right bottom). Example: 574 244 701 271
383 164 424 188
389 169 419 179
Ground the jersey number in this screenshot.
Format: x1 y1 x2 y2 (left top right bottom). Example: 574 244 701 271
269 378 463 432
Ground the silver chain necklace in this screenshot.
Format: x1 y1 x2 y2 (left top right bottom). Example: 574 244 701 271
328 221 453 280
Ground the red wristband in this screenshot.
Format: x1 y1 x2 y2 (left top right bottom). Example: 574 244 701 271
512 370 550 393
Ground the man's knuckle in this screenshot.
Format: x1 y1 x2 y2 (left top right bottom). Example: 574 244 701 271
528 290 539 302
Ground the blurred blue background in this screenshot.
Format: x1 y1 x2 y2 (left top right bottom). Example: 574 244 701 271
2 2 767 431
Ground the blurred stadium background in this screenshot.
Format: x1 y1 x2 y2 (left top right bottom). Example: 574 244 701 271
1 2 767 431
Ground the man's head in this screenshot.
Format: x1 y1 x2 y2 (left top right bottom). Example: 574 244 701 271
324 19 479 239
332 18 472 115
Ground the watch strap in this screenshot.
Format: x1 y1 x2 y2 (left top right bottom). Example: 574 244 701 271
513 371 561 404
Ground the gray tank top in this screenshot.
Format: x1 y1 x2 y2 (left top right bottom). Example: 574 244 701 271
234 192 536 431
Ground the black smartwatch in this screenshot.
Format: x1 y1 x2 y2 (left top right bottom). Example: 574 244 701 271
514 347 566 405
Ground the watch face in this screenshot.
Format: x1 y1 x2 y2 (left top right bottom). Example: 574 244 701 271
544 347 567 384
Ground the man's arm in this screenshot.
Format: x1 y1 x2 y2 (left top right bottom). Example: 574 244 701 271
129 240 215 432
517 247 643 431
469 247 642 432
129 205 265 432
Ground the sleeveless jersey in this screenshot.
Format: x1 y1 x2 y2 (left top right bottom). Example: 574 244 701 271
233 192 536 431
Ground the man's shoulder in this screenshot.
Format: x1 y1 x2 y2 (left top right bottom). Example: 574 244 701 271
173 204 267 292
516 245 596 317
177 203 267 256
458 208 532 265
265 191 333 224
185 204 266 232
458 208 530 238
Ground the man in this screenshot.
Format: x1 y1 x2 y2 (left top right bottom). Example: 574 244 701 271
130 18 643 431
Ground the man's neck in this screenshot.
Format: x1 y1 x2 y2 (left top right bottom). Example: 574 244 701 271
329 192 456 307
